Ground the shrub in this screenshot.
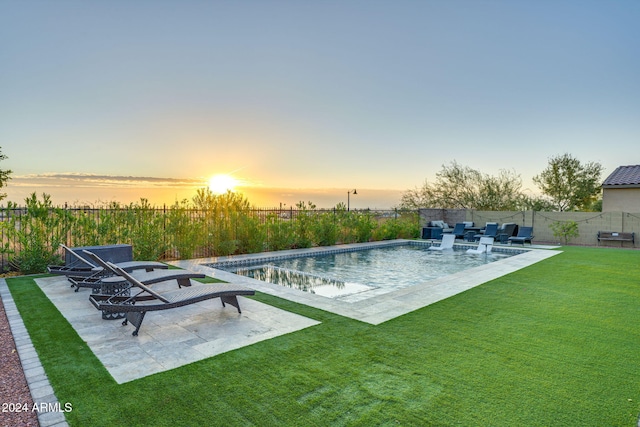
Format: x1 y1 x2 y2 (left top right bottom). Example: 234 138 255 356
1 193 72 274
165 200 201 259
291 201 314 248
264 214 296 251
550 220 580 244
1 189 421 273
313 210 339 246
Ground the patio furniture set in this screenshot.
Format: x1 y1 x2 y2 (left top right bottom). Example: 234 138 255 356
47 244 254 335
423 221 535 247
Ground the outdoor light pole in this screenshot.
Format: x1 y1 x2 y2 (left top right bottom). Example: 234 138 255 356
347 189 357 211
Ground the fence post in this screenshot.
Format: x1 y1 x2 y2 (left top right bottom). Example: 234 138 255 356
532 210 535 230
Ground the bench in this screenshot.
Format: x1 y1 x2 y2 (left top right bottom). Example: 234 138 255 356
597 231 635 247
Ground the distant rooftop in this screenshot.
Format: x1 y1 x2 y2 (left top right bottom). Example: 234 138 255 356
602 165 640 187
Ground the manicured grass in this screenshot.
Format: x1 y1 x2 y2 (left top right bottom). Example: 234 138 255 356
7 246 640 426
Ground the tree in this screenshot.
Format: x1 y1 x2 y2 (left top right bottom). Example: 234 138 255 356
0 147 12 201
520 194 557 211
532 153 603 211
399 161 527 210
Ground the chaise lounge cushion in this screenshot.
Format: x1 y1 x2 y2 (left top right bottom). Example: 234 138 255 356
429 220 453 232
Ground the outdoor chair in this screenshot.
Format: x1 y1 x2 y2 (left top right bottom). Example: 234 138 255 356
508 226 534 245
467 237 494 254
48 244 168 279
474 223 499 241
70 250 205 293
447 223 466 239
90 262 255 336
428 233 455 251
497 223 518 243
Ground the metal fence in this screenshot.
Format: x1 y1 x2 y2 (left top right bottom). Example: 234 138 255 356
0 206 417 271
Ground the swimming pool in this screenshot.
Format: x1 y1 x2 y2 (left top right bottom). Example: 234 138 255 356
208 241 522 303
173 239 557 324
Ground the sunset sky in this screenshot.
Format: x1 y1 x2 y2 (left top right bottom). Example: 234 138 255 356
2 0 639 208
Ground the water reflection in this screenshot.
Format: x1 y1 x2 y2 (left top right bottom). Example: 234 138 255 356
233 265 346 293
219 244 516 300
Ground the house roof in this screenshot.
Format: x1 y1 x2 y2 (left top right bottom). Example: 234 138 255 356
602 165 640 187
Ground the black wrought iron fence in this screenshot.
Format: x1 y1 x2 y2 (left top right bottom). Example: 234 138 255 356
0 206 419 272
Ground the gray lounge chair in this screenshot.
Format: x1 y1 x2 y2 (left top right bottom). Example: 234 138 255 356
497 223 518 243
48 244 168 280
474 223 499 241
90 262 255 336
447 223 466 239
508 226 534 245
70 250 205 292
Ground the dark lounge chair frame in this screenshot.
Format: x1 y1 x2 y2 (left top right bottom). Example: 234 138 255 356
90 262 255 336
48 244 168 278
71 250 203 293
508 226 534 245
446 223 467 239
474 223 499 241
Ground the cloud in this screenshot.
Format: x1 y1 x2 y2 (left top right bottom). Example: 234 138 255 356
5 174 403 208
12 173 207 188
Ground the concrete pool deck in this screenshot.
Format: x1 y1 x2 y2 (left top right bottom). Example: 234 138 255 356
171 240 561 325
31 276 320 384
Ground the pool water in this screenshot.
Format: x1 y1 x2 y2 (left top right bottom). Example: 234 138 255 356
220 244 516 302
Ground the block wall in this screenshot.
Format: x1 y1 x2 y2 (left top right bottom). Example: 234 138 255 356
419 209 640 247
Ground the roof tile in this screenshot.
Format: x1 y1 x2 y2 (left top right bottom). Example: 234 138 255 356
602 165 640 186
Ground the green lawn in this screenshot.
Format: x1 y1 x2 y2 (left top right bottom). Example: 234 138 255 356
7 246 640 426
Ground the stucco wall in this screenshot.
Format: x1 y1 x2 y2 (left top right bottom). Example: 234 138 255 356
602 188 640 212
419 209 640 247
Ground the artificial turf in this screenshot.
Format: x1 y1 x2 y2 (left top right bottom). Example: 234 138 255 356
7 246 640 426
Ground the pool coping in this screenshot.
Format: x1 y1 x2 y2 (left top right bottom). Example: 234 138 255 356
170 240 561 325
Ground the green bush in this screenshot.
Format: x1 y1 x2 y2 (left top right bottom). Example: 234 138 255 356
292 201 314 248
264 214 296 251
165 200 200 259
1 193 73 274
313 210 339 246
1 191 421 273
550 220 580 244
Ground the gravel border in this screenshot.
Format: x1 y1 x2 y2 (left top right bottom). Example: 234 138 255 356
0 278 69 427
0 291 39 426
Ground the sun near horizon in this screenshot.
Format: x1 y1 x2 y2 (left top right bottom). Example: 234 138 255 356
208 174 239 194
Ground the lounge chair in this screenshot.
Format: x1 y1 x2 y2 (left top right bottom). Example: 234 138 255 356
497 223 518 243
474 223 499 241
508 226 534 245
428 233 455 251
69 250 205 293
447 223 466 239
467 237 494 254
90 262 255 336
47 244 168 278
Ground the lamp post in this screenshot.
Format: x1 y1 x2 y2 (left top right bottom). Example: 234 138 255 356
347 189 357 211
